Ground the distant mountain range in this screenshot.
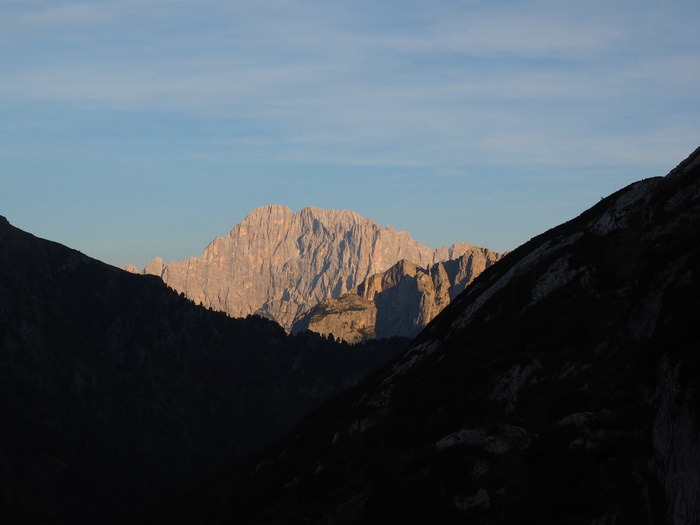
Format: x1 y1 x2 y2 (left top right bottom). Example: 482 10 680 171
127 205 497 339
4 146 700 525
0 218 407 524
147 146 700 525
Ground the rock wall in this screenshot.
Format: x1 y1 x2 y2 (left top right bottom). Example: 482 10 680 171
292 247 503 342
139 205 474 329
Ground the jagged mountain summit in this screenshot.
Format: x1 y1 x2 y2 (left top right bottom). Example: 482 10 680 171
0 217 407 525
292 247 503 343
134 205 477 330
149 146 700 525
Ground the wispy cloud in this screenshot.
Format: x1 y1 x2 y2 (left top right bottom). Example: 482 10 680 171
2 0 699 266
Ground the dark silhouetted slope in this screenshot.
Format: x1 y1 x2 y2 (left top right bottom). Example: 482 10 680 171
0 218 407 524
148 146 700 525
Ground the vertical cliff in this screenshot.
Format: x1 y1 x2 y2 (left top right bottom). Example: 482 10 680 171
292 246 504 342
139 205 474 329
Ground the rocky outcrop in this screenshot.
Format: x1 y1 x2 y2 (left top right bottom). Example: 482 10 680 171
149 146 700 525
137 206 474 329
292 247 503 342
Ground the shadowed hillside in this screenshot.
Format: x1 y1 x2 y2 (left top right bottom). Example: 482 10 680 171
0 220 407 524
148 146 700 525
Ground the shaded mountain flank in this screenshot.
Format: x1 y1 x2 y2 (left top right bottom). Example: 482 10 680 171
130 205 485 331
292 247 503 343
0 218 408 525
148 146 700 525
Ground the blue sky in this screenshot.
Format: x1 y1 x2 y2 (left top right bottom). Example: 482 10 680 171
2 0 699 268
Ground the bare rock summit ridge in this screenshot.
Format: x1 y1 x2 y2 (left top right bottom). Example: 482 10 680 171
139 205 477 330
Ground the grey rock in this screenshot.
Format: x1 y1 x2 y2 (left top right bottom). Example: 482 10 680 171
291 246 503 342
139 205 474 329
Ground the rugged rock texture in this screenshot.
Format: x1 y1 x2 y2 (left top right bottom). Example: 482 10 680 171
149 146 700 525
292 247 503 342
0 218 408 525
138 206 474 329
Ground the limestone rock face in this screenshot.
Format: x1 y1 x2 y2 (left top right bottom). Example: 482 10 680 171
292 247 503 342
141 205 473 329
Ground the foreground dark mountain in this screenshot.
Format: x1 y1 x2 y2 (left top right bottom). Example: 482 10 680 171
150 147 700 525
292 247 503 342
0 219 407 524
131 205 479 330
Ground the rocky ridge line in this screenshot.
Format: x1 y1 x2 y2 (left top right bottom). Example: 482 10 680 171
133 205 477 330
291 246 503 342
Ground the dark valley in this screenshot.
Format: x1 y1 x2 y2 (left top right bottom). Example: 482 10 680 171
147 147 700 524
0 220 407 524
2 146 699 525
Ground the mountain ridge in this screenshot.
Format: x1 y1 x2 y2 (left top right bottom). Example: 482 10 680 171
292 246 503 342
0 217 408 524
133 205 480 330
147 146 700 525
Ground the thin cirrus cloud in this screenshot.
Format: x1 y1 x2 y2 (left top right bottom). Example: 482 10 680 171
2 1 696 161
0 3 690 108
1 0 699 267
422 14 621 58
